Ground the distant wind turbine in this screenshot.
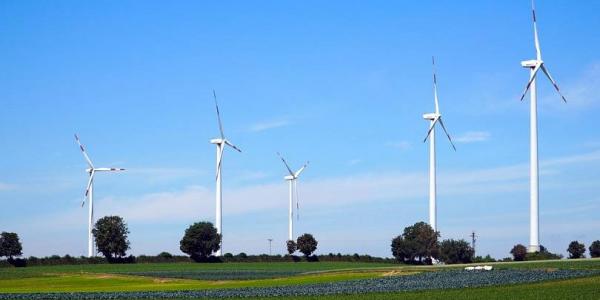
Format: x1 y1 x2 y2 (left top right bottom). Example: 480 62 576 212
518 0 567 253
75 134 125 258
210 90 242 256
422 57 456 232
277 152 308 241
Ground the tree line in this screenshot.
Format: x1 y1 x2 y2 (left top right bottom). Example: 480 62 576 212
2 217 600 267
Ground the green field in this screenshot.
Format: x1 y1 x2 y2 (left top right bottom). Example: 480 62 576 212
0 259 599 299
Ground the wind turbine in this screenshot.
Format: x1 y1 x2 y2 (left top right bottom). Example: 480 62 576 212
422 57 456 232
277 152 308 241
75 134 125 258
210 90 241 256
518 0 567 253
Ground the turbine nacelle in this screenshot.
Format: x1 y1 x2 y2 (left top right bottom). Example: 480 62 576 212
284 175 295 181
210 138 225 144
521 59 541 68
422 113 439 121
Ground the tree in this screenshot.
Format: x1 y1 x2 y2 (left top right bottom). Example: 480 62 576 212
92 216 130 261
567 241 586 259
391 235 412 262
296 234 318 257
179 221 221 262
0 232 23 259
590 240 600 258
510 244 527 261
390 222 440 264
439 239 474 264
286 240 297 255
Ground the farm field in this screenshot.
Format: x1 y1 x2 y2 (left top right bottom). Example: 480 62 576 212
0 258 599 299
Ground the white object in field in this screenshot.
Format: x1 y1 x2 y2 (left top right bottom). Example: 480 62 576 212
277 152 309 241
518 0 567 253
75 134 125 258
423 57 456 232
465 265 493 271
211 90 242 257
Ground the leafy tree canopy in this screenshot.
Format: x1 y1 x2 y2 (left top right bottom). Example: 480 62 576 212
179 221 221 262
0 232 23 259
296 234 318 257
440 239 474 264
92 216 130 261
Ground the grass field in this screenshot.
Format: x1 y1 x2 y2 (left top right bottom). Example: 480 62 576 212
0 258 599 299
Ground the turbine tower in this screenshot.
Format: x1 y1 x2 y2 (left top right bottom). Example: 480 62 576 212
75 134 125 258
518 0 567 253
277 152 308 241
422 57 456 231
210 90 242 256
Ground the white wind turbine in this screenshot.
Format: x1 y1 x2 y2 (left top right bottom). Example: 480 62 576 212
210 90 242 256
75 134 125 258
277 152 309 241
518 0 567 253
422 57 456 232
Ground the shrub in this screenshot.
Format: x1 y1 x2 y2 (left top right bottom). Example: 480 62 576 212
473 254 496 263
158 252 173 259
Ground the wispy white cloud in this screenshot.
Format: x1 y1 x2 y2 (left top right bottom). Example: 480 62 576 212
248 118 291 132
126 167 204 183
14 150 600 257
541 62 600 110
347 159 362 166
0 182 17 191
386 141 411 150
74 149 600 225
454 131 491 143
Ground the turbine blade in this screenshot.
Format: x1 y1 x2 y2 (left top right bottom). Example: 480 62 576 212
216 145 224 180
432 56 440 114
277 152 294 176
213 90 225 139
423 117 440 142
74 134 94 168
540 65 567 103
519 63 542 101
94 167 126 172
532 0 542 60
294 161 309 177
224 140 242 153
83 173 94 206
438 118 457 151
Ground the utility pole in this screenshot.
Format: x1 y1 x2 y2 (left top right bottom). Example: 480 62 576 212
268 239 273 256
470 231 477 256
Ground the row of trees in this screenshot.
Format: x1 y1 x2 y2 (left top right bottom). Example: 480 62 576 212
179 221 319 261
510 240 600 261
5 217 600 266
390 222 475 264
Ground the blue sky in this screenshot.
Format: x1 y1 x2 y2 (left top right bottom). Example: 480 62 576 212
1 0 599 259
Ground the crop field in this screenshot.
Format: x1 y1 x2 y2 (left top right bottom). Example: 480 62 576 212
0 259 599 299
